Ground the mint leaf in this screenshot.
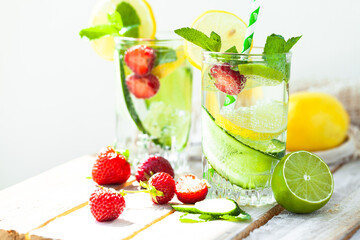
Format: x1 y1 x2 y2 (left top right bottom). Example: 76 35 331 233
284 36 302 52
79 25 120 40
175 27 212 51
153 46 177 67
119 24 140 36
116 2 140 38
174 28 223 52
263 34 301 82
79 1 140 40
107 12 123 28
264 34 301 54
208 31 221 52
225 46 238 53
263 34 286 54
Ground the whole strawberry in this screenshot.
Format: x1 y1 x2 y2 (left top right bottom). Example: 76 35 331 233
142 172 175 205
92 146 131 185
124 45 156 76
210 64 246 95
89 187 125 222
126 74 160 99
135 156 174 182
175 174 208 204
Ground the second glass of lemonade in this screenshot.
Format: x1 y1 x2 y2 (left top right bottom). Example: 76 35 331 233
114 37 193 171
202 48 291 205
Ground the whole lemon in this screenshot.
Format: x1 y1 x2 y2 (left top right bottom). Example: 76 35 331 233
286 92 350 151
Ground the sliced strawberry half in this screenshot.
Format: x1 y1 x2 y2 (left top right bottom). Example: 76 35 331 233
124 45 156 76
175 174 208 204
126 74 160 99
210 64 246 95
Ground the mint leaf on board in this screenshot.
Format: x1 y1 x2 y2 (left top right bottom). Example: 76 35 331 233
152 46 177 67
79 25 120 40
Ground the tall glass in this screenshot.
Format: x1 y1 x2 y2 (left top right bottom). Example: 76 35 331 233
114 37 193 171
202 48 291 206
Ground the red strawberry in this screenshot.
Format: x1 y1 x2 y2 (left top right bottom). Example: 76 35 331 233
210 64 246 95
92 146 131 185
135 156 174 182
126 74 160 99
175 174 208 204
124 45 156 75
144 172 175 204
89 187 126 222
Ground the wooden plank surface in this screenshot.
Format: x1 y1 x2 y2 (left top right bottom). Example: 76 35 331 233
0 155 96 237
0 154 359 240
242 160 360 240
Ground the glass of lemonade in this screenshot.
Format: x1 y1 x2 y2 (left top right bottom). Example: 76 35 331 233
202 47 291 206
114 37 193 170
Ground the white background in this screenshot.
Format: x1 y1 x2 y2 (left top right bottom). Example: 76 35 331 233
0 0 359 190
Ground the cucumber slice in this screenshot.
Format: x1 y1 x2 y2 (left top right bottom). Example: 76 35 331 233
195 199 240 216
117 55 162 147
220 213 251 221
171 204 201 214
202 107 279 189
172 199 241 217
179 213 216 223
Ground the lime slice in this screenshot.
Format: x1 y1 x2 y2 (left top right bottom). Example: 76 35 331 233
89 0 156 60
216 100 287 140
143 66 192 151
202 107 279 189
239 64 285 81
271 151 334 213
185 10 248 69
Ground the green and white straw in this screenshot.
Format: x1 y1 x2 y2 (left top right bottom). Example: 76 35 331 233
224 0 261 107
242 0 261 54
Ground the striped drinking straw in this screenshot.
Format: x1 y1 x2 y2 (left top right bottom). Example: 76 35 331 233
224 0 261 107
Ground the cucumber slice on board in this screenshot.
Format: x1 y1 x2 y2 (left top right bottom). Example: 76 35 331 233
171 204 201 214
172 199 241 217
202 107 279 189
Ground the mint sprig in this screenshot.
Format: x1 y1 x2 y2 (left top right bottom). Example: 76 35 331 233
263 34 302 81
174 27 221 52
263 34 302 54
79 2 140 40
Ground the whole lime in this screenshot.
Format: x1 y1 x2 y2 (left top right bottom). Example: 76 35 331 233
271 151 334 214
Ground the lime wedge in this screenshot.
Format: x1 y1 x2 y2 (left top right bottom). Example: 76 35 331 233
238 64 285 89
271 151 334 213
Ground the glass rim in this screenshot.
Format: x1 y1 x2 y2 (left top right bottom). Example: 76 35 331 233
114 36 183 44
203 47 292 58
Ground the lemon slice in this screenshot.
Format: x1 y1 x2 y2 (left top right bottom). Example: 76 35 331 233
185 10 248 69
215 100 287 140
89 0 156 61
152 47 186 79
